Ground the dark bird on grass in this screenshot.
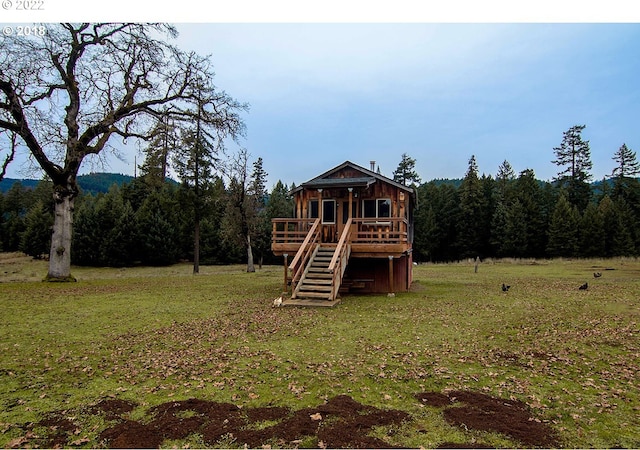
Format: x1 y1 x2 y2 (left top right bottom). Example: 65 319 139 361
594 272 602 278
502 283 511 292
579 282 588 290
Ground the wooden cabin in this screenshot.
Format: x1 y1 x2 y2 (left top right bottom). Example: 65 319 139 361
272 160 417 306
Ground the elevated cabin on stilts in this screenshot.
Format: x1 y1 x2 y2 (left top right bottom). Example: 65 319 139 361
271 160 417 306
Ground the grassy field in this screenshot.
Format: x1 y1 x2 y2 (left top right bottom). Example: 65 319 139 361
1 253 639 448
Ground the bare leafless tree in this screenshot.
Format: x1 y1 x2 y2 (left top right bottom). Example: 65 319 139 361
0 23 247 280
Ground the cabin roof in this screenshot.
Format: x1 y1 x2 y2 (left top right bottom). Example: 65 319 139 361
292 160 416 196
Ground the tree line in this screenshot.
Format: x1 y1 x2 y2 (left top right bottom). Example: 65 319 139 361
409 126 640 261
0 165 294 268
3 125 639 265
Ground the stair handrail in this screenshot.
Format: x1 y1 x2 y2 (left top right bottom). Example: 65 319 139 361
288 218 321 291
328 218 353 300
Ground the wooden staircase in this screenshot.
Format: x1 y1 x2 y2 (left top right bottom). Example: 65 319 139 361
287 218 353 306
294 244 338 300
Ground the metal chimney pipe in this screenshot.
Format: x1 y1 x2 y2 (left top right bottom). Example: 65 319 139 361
370 160 376 171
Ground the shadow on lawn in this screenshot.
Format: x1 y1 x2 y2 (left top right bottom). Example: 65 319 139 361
9 391 559 448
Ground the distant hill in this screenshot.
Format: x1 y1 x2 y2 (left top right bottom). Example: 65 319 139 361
76 173 135 195
0 173 135 195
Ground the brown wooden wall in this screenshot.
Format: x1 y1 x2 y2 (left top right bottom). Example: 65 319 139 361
294 183 409 221
342 254 413 293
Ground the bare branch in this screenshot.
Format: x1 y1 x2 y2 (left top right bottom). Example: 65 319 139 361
0 131 17 180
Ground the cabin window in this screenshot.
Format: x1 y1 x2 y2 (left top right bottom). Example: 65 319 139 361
322 199 336 224
362 198 391 218
308 199 319 218
377 199 391 218
362 199 376 218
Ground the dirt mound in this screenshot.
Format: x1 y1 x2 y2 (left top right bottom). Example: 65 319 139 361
96 394 409 449
417 390 560 448
8 391 559 448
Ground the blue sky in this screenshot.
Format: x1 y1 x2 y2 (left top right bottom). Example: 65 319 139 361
170 22 640 187
3 3 640 189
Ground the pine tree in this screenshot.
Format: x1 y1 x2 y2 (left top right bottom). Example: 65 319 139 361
490 199 508 257
19 201 53 258
611 143 640 210
610 198 637 256
552 125 593 212
495 160 516 202
502 199 528 258
611 143 640 179
135 187 181 266
267 181 294 219
392 153 421 186
248 157 271 269
173 88 222 274
598 195 616 257
103 202 138 267
546 193 580 257
457 155 486 258
514 169 547 258
138 113 179 188
579 202 605 257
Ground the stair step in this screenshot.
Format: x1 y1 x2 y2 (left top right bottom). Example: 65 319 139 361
296 291 332 299
302 279 333 285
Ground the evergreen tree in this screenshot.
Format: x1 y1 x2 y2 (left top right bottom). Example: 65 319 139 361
610 198 637 256
392 153 421 186
135 187 181 266
513 169 548 258
248 157 271 268
598 195 617 257
456 155 486 258
173 106 219 273
72 196 102 265
490 198 508 257
199 177 237 264
611 143 640 216
552 125 593 211
103 201 139 266
495 160 516 202
579 202 605 257
266 181 294 219
546 194 580 257
503 199 529 258
611 143 640 180
0 182 28 251
19 201 53 258
138 112 179 188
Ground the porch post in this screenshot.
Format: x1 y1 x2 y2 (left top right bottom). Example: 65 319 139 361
348 188 353 220
318 189 323 242
388 255 395 297
283 253 289 294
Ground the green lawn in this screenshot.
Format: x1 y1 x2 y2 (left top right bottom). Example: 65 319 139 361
1 253 639 448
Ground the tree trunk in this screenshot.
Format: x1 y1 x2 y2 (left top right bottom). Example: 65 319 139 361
246 233 255 273
193 219 200 274
46 189 76 281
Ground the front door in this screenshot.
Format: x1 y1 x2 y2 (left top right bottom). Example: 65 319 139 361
321 199 337 243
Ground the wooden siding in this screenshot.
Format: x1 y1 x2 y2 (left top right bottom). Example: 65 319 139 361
272 161 416 295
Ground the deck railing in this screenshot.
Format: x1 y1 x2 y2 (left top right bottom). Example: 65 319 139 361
272 217 408 247
350 217 409 244
272 218 318 245
288 218 321 296
327 218 352 301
